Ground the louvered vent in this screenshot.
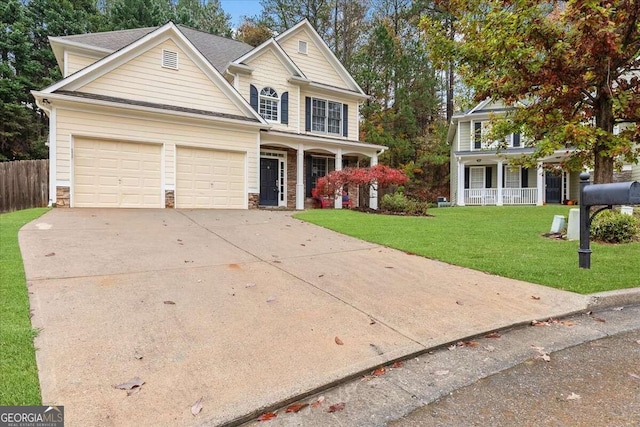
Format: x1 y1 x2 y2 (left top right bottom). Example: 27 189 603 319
298 40 308 54
162 49 178 70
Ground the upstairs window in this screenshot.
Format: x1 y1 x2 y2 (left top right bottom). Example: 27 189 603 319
298 40 308 54
312 98 342 135
259 87 279 121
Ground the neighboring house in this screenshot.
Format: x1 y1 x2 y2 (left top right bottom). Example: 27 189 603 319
448 99 581 206
32 20 386 209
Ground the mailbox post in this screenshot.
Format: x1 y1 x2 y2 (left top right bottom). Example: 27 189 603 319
578 173 591 269
578 173 640 269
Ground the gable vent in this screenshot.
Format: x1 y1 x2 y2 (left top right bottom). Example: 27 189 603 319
162 49 178 70
298 40 308 54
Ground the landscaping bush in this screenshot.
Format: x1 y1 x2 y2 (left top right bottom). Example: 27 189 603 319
590 210 640 243
381 192 429 216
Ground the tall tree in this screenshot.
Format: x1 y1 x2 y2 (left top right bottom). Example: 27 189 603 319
174 0 232 36
423 0 640 183
236 16 274 46
108 0 174 29
260 0 334 39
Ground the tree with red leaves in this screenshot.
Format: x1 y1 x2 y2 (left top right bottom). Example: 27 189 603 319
423 0 640 183
316 165 409 206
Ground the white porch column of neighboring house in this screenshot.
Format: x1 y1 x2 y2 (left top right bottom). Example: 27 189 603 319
370 153 378 209
497 160 504 206
536 162 544 205
457 158 465 206
334 149 343 209
296 144 305 210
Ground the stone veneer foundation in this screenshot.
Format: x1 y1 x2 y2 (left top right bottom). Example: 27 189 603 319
248 193 259 209
165 190 175 208
55 186 70 207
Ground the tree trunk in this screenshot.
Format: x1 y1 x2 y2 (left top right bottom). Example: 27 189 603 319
593 91 615 184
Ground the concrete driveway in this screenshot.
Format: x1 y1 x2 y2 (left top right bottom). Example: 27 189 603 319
20 209 589 426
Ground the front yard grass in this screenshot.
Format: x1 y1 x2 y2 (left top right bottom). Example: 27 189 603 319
0 208 48 405
295 206 640 294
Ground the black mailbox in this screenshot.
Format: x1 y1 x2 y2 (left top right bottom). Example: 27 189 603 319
578 173 640 269
582 181 640 206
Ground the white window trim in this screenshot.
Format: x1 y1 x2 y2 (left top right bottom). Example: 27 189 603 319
310 97 343 136
259 87 280 123
504 165 521 188
161 49 179 70
469 166 486 189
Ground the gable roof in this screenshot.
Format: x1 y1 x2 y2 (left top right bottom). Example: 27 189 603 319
49 24 254 73
40 22 265 124
275 19 366 96
233 38 306 78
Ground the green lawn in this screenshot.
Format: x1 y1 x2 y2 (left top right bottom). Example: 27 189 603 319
295 206 640 294
0 208 48 405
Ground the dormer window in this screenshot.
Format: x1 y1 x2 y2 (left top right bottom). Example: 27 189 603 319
298 40 308 54
162 49 178 70
259 87 279 121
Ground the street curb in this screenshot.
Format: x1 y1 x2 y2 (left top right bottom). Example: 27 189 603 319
587 287 640 310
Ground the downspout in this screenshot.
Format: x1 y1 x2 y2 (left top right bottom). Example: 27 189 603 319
34 97 55 207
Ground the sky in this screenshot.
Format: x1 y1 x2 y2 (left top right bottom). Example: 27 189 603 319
219 0 263 27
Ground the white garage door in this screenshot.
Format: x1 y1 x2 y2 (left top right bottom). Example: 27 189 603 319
176 146 245 209
74 138 162 208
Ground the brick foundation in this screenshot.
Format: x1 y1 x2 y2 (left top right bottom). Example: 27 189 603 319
165 190 175 208
248 193 259 209
55 186 70 207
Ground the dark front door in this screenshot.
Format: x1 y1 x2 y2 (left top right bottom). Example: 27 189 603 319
260 158 279 206
545 171 562 203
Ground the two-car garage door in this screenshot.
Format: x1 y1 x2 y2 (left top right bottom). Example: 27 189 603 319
73 138 245 209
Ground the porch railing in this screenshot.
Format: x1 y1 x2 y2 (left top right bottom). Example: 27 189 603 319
464 188 538 205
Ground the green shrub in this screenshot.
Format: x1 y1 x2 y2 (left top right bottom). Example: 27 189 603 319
381 192 429 216
590 210 640 243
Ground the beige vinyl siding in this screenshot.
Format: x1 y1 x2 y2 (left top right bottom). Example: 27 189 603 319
458 122 471 151
279 29 348 90
65 52 103 77
78 39 244 116
300 89 358 141
241 50 298 132
632 165 640 182
55 106 258 191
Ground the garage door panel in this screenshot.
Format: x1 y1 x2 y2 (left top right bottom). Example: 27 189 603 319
176 146 245 209
74 138 161 208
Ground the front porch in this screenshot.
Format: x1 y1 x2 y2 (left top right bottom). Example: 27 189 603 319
257 131 386 210
454 154 577 206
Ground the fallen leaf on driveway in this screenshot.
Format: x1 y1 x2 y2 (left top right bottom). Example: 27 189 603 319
448 344 457 351
326 402 345 413
272 260 282 264
592 316 606 323
434 370 450 376
540 354 551 362
285 403 308 413
369 318 376 325
391 361 404 368
484 345 496 352
457 341 479 347
561 320 575 327
114 377 144 395
566 392 581 400
310 396 325 408
245 283 256 288
266 296 276 303
532 320 548 326
45 252 55 257
191 397 204 416
384 266 394 269
163 301 176 305
257 412 277 421
334 336 344 345
531 295 541 300
372 367 386 376
456 300 463 305
485 332 501 339
613 306 624 311
628 372 640 380
184 260 193 263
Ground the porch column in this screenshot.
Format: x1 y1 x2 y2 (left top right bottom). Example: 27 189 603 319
497 160 504 206
370 153 378 209
457 159 465 206
536 162 544 205
296 144 305 210
334 149 343 209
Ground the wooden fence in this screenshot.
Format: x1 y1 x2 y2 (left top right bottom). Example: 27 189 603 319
0 160 49 213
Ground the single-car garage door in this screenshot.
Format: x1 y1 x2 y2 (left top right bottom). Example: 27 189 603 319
176 146 245 209
74 138 162 208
